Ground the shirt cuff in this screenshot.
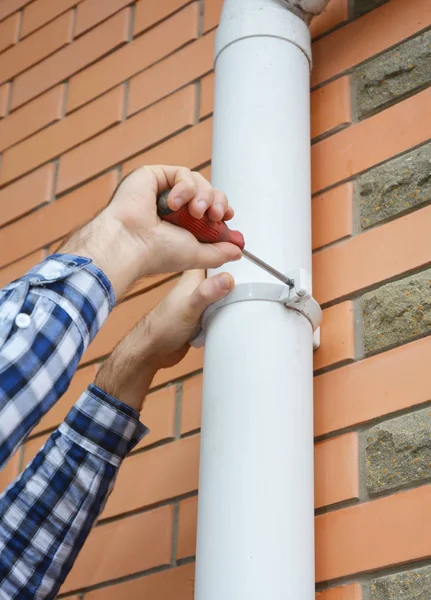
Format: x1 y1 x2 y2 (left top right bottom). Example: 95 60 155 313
59 384 148 467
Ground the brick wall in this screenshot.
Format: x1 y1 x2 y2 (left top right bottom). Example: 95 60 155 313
0 0 429 598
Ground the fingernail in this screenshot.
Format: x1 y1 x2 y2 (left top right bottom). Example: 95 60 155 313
173 196 183 209
196 199 207 213
218 274 233 291
213 203 224 219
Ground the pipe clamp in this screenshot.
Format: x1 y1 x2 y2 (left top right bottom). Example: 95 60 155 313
191 268 321 349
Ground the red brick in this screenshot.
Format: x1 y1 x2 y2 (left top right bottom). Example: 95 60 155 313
315 485 431 581
314 433 359 509
0 172 118 268
83 280 176 364
124 118 212 176
57 86 196 193
0 86 124 185
75 0 131 37
11 9 129 110
128 30 214 117
103 435 200 519
314 302 355 371
312 182 353 250
314 203 431 306
0 85 65 152
198 164 211 181
310 0 348 40
32 365 97 436
86 564 195 600
152 347 204 388
312 88 431 194
134 385 177 450
0 452 20 493
125 272 177 298
20 0 80 37
0 0 32 22
0 251 45 288
312 0 430 86
311 76 351 139
181 374 202 434
203 0 222 32
67 3 199 113
0 164 55 227
314 336 431 437
317 585 362 600
0 11 73 85
134 0 191 35
0 12 19 53
61 507 173 593
0 83 10 117
177 496 197 559
200 71 214 119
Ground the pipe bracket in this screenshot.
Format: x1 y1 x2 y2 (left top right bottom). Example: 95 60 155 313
191 268 322 349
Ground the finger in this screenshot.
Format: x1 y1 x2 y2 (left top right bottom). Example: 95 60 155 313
191 242 242 269
207 189 229 222
188 272 235 317
224 206 235 221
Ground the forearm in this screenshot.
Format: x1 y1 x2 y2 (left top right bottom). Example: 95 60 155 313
0 385 147 600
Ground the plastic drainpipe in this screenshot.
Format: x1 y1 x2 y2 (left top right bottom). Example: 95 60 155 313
194 1 328 598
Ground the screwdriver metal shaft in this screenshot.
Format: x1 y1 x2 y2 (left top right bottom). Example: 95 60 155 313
242 249 294 287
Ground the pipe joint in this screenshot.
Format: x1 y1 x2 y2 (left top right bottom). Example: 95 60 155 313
191 270 322 349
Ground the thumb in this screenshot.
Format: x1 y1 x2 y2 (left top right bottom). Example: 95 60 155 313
187 272 235 320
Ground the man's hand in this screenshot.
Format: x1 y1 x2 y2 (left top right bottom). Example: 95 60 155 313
61 166 241 300
94 270 234 412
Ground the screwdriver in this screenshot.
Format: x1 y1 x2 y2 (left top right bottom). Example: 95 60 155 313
157 190 294 287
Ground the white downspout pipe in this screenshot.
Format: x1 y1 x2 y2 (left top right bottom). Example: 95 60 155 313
194 1 328 598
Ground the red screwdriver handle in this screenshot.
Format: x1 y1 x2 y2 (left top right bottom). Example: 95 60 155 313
157 190 245 250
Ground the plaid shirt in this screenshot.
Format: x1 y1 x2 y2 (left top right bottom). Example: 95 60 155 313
0 254 148 599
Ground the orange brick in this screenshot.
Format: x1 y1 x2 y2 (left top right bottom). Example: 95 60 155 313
316 485 431 581
134 385 177 450
32 365 97 436
181 374 202 434
0 83 10 117
314 203 431 305
203 0 222 32
67 3 199 113
315 433 359 509
312 182 353 250
200 71 214 119
312 0 430 86
0 12 19 53
0 250 45 288
22 434 50 467
310 0 348 40
126 272 177 298
0 0 32 22
0 452 20 493
0 172 118 268
0 86 124 185
11 9 129 110
75 0 131 37
314 336 431 437
198 164 211 181
314 302 355 371
103 435 200 519
61 507 173 594
152 347 204 388
57 86 196 193
20 0 79 38
0 85 65 152
128 30 214 117
83 280 178 364
312 88 431 194
311 76 351 139
0 11 73 85
134 0 191 35
124 118 212 175
177 496 197 559
86 564 195 600
0 164 55 227
317 585 362 600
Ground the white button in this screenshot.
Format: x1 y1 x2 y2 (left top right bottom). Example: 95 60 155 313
15 313 31 329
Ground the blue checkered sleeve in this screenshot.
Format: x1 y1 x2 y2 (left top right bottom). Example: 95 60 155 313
0 384 148 599
0 253 115 468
